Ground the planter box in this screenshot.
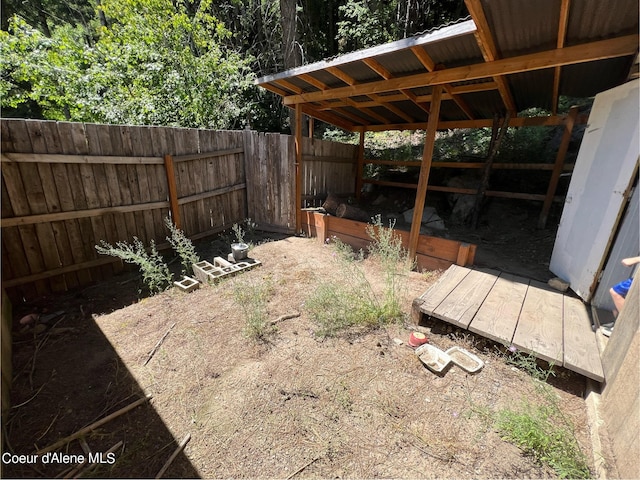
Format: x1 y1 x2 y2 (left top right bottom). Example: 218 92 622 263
301 210 475 271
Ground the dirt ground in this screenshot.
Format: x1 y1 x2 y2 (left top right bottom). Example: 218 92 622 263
4 201 596 479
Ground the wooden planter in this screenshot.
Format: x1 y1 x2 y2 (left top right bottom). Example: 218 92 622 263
301 210 475 271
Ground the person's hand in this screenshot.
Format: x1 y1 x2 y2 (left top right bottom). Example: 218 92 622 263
622 256 640 267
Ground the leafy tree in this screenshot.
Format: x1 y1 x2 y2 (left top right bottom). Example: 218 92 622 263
1 0 256 128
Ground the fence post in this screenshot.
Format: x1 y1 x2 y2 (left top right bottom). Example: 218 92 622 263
163 154 181 229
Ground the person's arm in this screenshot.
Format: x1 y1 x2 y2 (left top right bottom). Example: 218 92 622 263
622 256 640 267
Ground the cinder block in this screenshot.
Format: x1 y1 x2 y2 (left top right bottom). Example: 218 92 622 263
192 261 225 284
174 276 200 293
214 257 234 268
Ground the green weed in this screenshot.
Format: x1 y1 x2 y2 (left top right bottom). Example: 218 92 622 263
95 237 172 294
496 400 591 478
490 346 591 478
233 276 274 341
504 347 556 383
164 217 199 275
305 218 411 338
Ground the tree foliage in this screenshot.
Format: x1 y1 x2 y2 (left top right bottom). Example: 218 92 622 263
1 0 255 128
1 0 467 131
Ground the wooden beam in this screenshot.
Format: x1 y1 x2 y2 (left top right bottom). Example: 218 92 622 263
409 86 442 260
410 46 474 119
356 130 365 199
364 112 588 131
464 0 518 115
172 148 244 163
538 105 579 228
472 114 510 228
364 58 431 115
1 200 170 227
298 104 356 131
295 103 303 232
164 154 181 229
282 35 638 106
1 153 163 165
552 0 572 114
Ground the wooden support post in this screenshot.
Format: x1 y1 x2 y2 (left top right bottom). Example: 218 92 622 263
164 154 181 230
295 104 303 233
355 129 365 200
538 106 579 228
472 113 510 228
409 86 443 261
308 117 314 138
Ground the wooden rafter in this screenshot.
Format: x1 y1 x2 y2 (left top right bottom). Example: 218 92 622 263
410 46 475 119
464 0 518 115
363 58 431 115
552 0 571 114
324 65 414 125
282 35 638 105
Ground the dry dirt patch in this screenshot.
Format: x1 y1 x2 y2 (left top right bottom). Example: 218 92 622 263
91 236 592 478
5 235 593 478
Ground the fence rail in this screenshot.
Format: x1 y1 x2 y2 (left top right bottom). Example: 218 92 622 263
1 120 357 301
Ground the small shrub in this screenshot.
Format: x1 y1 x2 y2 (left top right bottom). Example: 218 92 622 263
165 217 199 275
232 222 246 244
490 346 590 478
496 401 591 478
306 220 410 338
233 277 274 341
505 346 556 383
366 215 413 321
96 237 172 294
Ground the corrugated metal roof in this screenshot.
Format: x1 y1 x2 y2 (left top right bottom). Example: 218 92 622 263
256 1 639 131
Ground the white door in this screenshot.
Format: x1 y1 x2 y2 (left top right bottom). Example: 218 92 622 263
550 80 639 301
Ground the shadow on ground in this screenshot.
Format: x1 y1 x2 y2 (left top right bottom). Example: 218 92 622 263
3 276 200 478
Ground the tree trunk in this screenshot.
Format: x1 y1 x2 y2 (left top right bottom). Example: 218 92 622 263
280 0 307 135
322 192 342 215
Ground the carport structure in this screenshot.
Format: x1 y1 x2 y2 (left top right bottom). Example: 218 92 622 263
257 0 639 260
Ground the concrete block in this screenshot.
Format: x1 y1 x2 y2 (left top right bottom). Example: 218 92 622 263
174 276 200 293
192 261 225 284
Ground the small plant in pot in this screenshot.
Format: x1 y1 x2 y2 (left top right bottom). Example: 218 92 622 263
231 223 249 260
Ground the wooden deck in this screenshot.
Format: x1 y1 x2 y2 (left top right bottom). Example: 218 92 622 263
413 265 604 381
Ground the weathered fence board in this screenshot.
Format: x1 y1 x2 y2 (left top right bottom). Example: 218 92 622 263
2 120 358 300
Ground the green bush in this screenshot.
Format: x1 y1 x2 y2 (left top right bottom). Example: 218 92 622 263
233 276 274 341
305 218 411 337
165 217 199 275
95 237 172 294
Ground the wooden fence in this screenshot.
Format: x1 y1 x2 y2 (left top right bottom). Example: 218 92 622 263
1 120 357 301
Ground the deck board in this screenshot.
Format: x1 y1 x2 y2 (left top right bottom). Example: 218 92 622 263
433 268 497 328
563 296 604 381
416 265 604 381
420 264 470 312
512 280 564 365
469 273 530 345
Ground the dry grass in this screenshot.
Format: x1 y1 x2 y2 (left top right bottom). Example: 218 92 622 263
89 237 593 478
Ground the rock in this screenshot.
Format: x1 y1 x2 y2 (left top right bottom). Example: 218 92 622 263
548 277 570 292
371 194 387 206
19 313 39 325
447 174 481 224
403 207 446 230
